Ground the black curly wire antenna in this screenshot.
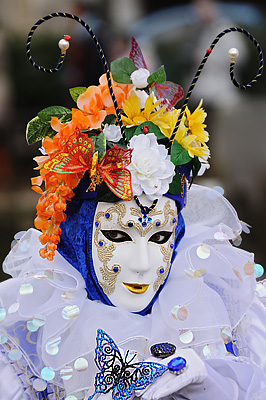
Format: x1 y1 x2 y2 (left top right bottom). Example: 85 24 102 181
26 17 263 152
166 27 264 150
26 12 129 146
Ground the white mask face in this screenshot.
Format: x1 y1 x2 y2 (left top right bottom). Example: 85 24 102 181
92 195 178 312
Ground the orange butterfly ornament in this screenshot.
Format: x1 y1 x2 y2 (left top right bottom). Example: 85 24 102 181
43 129 133 201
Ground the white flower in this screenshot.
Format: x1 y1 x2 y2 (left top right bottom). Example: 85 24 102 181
103 124 122 142
38 146 47 155
130 68 150 89
129 89 149 109
197 155 210 176
129 133 175 200
39 141 48 155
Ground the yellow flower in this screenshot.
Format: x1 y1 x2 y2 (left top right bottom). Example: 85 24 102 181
164 100 210 159
185 99 209 146
121 93 176 136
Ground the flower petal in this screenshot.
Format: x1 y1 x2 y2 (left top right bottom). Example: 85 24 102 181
51 117 63 132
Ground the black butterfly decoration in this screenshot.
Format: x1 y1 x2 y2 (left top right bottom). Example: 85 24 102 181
88 329 168 400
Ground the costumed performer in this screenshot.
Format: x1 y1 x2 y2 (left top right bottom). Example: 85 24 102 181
0 12 265 400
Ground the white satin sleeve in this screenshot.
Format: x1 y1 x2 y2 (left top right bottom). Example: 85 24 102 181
173 297 266 400
0 353 26 400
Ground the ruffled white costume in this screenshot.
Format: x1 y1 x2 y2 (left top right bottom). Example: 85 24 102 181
0 185 266 399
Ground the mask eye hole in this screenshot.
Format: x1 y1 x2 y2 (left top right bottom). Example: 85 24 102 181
149 231 172 244
101 230 132 243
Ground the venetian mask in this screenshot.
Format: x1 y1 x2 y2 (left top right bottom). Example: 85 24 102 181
92 195 178 312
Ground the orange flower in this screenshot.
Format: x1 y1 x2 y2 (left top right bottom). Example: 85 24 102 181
31 176 43 186
34 175 76 261
32 125 83 261
42 137 59 155
31 176 44 194
98 74 133 114
49 75 132 135
51 109 92 143
77 86 107 129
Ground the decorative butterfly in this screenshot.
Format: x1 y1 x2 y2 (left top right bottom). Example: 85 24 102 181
88 329 168 400
43 129 133 201
129 37 184 111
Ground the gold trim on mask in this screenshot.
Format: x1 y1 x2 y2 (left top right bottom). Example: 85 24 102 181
94 200 178 295
153 211 178 292
106 200 177 237
94 216 118 295
99 264 122 295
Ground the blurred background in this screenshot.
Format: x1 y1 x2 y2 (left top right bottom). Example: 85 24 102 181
0 0 266 281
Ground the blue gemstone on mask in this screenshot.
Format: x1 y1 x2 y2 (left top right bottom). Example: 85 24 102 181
173 218 177 223
95 221 99 227
167 357 187 373
170 244 174 249
105 213 110 219
159 268 164 274
113 267 119 273
156 222 161 227
142 222 147 227
99 241 103 247
128 222 133 228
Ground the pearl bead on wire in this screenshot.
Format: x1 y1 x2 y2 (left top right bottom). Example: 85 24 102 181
58 39 70 52
228 47 239 60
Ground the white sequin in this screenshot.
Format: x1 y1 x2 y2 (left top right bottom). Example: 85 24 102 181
45 336 61 355
74 357 88 372
196 244 211 259
33 378 47 391
171 305 188 321
179 329 194 344
8 303 20 314
41 367 55 381
62 305 80 320
19 283 33 296
8 349 23 361
60 365 73 381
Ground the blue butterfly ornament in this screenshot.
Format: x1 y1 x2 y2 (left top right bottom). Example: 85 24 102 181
88 329 168 400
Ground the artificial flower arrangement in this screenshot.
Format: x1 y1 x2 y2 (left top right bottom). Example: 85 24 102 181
27 37 209 261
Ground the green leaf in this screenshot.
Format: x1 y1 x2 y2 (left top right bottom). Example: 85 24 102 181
26 116 56 145
38 106 72 123
102 114 117 127
95 181 120 203
170 140 192 165
69 86 87 103
190 156 201 187
124 122 165 145
111 57 136 84
125 126 137 142
114 140 127 150
106 139 127 150
168 172 182 195
147 66 166 84
134 121 165 140
94 133 106 161
87 129 101 135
